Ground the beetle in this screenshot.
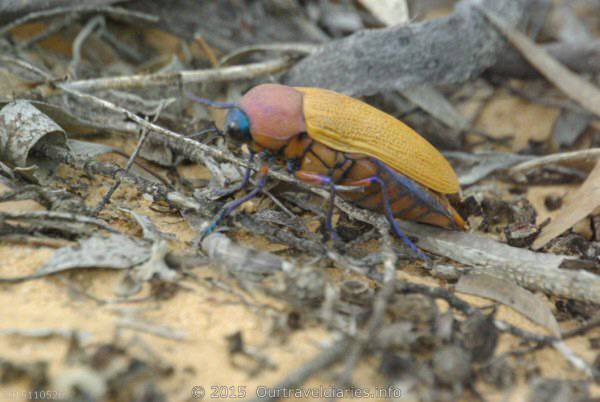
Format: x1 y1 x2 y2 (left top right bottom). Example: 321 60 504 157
189 84 466 259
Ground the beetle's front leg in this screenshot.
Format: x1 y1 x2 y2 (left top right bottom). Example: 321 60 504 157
211 149 271 199
211 151 255 199
203 166 269 237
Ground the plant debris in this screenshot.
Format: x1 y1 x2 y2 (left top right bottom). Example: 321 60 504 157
0 0 599 400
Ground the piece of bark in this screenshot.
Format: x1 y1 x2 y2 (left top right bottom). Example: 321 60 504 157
397 220 600 304
125 0 327 52
284 0 532 96
0 101 68 183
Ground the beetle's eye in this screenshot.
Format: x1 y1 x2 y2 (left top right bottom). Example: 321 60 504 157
224 108 251 142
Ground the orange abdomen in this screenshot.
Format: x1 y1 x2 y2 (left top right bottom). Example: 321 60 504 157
284 134 466 230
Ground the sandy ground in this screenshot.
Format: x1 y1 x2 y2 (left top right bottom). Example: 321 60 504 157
0 163 598 401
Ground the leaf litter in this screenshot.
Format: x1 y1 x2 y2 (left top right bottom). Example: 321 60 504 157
0 1 599 401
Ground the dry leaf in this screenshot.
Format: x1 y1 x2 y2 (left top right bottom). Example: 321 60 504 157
533 162 600 249
358 0 409 26
0 234 151 283
403 84 470 131
456 274 561 337
553 110 592 148
445 151 532 185
479 6 600 117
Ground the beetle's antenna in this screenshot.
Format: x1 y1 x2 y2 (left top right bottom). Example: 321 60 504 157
187 126 223 139
186 92 238 109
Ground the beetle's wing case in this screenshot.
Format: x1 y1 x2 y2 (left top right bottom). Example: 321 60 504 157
294 87 460 195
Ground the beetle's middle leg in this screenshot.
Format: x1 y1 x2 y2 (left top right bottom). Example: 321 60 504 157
294 168 369 242
293 170 340 241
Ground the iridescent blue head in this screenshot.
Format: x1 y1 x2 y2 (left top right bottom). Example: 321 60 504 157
224 108 251 142
186 91 252 143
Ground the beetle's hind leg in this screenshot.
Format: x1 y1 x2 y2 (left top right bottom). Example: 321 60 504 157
370 174 430 262
202 166 269 237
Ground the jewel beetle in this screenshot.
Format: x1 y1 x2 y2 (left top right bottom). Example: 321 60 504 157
189 84 466 258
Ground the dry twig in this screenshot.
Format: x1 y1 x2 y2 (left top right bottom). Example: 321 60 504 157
61 58 294 92
0 5 158 37
0 210 118 233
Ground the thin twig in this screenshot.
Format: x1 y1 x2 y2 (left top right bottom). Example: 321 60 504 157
194 34 219 67
92 101 169 215
562 314 600 339
99 29 145 63
17 14 76 49
61 57 294 92
0 5 158 38
116 318 187 341
91 127 149 215
0 211 119 233
552 340 593 377
0 234 74 248
396 282 476 315
219 43 317 65
0 56 53 80
510 148 600 173
68 15 105 79
488 314 600 363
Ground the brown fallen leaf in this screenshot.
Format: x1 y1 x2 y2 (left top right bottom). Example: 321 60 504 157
478 6 600 117
456 274 561 337
533 161 600 249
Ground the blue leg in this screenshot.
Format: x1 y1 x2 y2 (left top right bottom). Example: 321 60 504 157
212 151 255 198
202 170 268 237
294 171 344 241
371 175 430 262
